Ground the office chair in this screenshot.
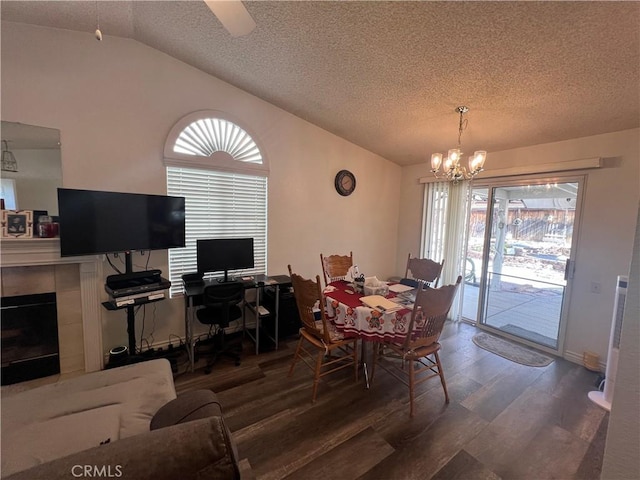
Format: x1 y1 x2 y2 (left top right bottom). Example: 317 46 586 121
195 281 244 373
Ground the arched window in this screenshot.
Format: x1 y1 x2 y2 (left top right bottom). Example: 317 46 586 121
165 111 268 296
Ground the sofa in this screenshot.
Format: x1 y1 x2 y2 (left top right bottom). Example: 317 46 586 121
1 359 241 479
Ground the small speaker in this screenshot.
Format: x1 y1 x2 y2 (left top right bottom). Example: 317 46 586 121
107 345 129 368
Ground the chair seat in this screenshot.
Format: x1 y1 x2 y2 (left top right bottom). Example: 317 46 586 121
387 341 441 360
313 319 345 342
300 324 353 347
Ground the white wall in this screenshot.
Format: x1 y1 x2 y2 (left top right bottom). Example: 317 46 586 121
601 202 640 479
397 129 640 363
1 22 401 353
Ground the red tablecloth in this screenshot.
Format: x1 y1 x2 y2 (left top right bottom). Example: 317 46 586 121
324 281 416 342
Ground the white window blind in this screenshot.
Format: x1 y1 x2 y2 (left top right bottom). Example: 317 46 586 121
421 180 471 320
422 181 449 261
166 166 267 296
174 118 263 164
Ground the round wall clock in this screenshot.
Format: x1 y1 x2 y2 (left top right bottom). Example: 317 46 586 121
334 170 356 196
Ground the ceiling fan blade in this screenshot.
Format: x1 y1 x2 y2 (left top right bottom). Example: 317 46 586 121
204 0 256 37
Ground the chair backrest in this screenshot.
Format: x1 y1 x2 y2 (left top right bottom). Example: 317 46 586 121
404 254 445 287
200 281 245 325
288 265 333 344
320 251 353 286
403 275 462 350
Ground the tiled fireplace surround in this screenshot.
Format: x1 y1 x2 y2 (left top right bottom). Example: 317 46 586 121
1 239 104 375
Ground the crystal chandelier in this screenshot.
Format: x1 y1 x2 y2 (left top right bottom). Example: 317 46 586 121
430 106 486 183
1 140 18 172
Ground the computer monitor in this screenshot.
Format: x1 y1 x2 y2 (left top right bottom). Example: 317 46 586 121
197 238 254 282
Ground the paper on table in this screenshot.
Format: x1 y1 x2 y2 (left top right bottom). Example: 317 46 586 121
388 283 415 293
360 295 402 312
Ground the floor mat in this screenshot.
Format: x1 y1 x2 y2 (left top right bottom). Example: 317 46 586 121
472 332 554 367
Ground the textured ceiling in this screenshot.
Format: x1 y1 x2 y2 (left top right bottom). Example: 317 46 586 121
2 1 639 166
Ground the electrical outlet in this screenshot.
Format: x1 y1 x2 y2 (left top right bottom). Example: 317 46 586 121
590 281 602 294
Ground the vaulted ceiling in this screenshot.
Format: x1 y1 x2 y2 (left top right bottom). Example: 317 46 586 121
2 1 639 166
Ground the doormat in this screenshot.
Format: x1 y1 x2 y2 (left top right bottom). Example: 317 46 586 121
472 332 554 367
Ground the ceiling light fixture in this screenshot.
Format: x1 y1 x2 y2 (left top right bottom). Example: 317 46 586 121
430 106 486 183
1 140 18 172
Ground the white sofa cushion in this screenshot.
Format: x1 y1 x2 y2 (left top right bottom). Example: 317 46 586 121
1 359 176 477
2 404 121 476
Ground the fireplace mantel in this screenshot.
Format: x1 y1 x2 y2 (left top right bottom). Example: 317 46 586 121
1 238 104 372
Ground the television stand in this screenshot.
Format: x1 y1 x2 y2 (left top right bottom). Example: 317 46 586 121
101 252 169 355
219 269 232 283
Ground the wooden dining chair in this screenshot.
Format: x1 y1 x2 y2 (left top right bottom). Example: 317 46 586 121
371 275 462 417
403 254 445 288
287 265 359 402
320 251 354 286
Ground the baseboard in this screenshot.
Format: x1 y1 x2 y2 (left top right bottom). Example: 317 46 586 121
564 349 605 372
102 320 256 365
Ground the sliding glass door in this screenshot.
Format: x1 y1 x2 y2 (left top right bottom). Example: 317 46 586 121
461 177 584 353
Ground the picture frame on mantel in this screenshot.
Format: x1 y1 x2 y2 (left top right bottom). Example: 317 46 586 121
2 210 33 238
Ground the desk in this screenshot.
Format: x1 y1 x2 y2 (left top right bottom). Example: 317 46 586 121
183 274 291 372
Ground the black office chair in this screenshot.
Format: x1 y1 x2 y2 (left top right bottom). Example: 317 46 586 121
195 281 244 373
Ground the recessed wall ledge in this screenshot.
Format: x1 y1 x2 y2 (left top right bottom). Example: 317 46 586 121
0 238 105 372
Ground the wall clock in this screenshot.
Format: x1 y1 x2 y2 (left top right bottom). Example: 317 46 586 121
335 170 356 196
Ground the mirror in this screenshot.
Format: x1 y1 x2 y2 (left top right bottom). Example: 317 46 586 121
1 121 62 216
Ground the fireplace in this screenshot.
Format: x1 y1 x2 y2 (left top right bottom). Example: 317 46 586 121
1 292 60 385
0 238 104 378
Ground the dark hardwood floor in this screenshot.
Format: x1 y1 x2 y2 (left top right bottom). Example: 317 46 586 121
174 321 609 480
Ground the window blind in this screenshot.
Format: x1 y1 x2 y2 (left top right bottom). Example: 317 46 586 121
422 181 448 261
166 166 267 297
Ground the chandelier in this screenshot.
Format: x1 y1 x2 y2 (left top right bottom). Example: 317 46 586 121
430 106 486 183
1 140 18 172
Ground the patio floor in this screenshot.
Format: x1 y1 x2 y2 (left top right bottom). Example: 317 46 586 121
461 279 563 349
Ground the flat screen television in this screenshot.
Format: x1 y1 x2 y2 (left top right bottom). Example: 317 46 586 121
197 238 254 282
57 188 186 257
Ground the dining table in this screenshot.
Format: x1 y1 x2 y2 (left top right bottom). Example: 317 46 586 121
323 280 417 342
323 280 419 387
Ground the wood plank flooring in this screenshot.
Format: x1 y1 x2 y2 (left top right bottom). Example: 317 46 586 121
174 321 608 480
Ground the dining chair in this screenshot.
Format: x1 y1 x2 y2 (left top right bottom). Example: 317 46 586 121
320 251 354 286
287 265 359 402
403 254 445 288
371 275 462 417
